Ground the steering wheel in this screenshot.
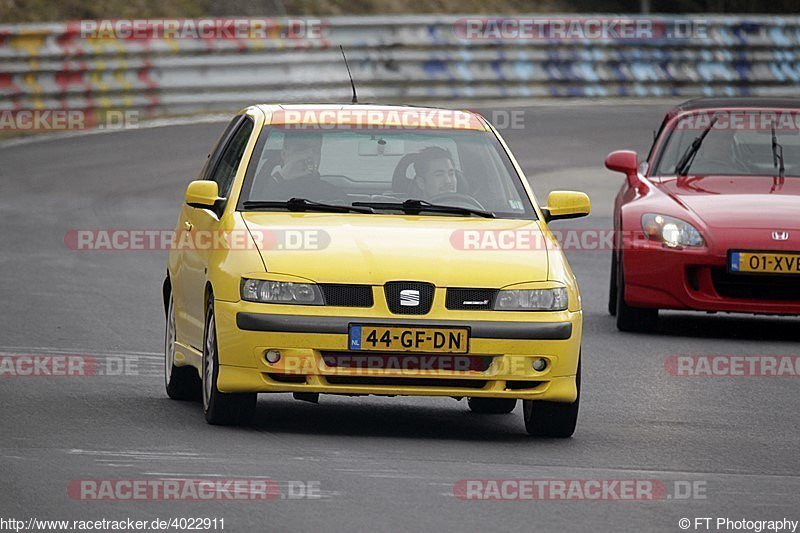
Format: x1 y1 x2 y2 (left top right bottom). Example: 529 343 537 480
429 192 487 211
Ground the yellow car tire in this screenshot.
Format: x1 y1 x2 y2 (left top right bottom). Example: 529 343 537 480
523 354 580 438
164 293 201 401
202 296 257 425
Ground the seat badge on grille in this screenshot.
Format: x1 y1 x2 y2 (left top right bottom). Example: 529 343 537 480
400 289 420 306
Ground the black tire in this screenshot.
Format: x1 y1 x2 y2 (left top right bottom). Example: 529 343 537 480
608 251 618 316
522 356 580 438
164 293 201 401
202 297 256 425
615 256 658 332
467 397 517 414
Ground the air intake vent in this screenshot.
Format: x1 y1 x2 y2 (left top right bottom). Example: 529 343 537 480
325 376 487 389
446 288 497 310
320 284 374 307
711 268 800 300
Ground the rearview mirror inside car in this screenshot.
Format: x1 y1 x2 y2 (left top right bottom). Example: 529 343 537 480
542 190 590 222
185 180 221 209
357 138 406 156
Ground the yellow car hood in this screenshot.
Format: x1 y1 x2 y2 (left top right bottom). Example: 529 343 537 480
241 212 550 286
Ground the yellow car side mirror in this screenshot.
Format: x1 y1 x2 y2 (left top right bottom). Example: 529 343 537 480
185 180 221 209
542 191 591 222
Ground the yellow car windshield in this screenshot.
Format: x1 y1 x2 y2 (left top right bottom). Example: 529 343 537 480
238 126 535 219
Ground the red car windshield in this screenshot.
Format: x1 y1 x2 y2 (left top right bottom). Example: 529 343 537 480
652 110 800 177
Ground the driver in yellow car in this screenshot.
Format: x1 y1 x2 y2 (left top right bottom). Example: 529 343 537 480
267 131 342 200
414 146 458 198
277 131 323 181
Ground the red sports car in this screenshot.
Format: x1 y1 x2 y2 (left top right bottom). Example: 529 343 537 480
606 98 800 332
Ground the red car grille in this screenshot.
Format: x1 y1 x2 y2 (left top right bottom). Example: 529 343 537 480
711 268 800 301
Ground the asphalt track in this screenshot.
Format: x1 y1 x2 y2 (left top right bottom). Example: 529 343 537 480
1 103 799 532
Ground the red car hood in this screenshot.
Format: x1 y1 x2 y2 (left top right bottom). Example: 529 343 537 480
656 175 800 229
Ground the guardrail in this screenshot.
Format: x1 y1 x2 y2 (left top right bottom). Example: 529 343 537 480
1 15 800 119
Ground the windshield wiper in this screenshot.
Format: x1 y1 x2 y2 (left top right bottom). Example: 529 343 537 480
352 199 495 218
676 115 718 176
242 197 373 214
771 124 786 179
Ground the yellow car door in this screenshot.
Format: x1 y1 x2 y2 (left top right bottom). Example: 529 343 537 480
175 116 255 350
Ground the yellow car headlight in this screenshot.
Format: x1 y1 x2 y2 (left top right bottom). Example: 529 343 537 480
494 288 568 311
241 279 324 305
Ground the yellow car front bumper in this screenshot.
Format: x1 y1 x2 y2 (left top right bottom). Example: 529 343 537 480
213 300 582 402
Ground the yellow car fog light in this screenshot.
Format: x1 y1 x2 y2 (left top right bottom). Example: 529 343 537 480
531 358 548 371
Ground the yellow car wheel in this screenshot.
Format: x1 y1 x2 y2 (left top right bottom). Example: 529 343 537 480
202 296 256 425
164 292 201 401
523 354 580 438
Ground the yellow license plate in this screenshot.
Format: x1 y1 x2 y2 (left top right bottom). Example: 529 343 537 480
730 251 800 275
348 325 469 353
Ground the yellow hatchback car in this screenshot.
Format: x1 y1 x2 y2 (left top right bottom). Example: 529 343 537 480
164 104 589 437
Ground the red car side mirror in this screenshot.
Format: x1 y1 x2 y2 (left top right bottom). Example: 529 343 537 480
605 150 643 190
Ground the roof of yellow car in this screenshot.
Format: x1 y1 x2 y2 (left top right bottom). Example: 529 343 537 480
254 103 489 131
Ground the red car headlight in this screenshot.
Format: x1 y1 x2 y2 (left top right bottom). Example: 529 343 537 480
642 214 705 248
